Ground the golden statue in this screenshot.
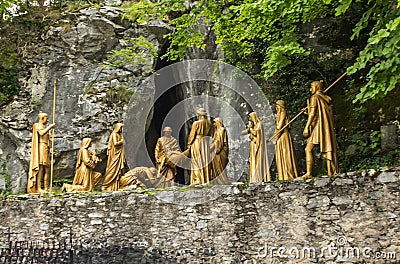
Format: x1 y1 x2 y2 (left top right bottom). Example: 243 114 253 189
274 100 299 180
118 167 156 190
62 138 102 192
210 118 229 185
187 108 212 185
27 112 56 194
242 112 270 183
101 123 125 191
302 80 338 178
154 126 180 188
120 167 157 189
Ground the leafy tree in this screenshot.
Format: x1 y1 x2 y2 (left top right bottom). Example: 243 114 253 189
122 0 399 102
334 0 400 102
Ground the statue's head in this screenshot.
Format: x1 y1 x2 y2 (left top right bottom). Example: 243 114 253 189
249 112 259 124
196 108 207 117
163 126 172 137
213 117 223 127
311 80 323 94
38 112 48 124
81 138 92 149
114 123 124 133
276 100 286 111
149 167 157 175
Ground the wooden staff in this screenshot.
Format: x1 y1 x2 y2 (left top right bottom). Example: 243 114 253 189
268 72 347 142
50 79 56 193
265 141 271 182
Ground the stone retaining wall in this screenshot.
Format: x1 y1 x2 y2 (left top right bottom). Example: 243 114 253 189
0 167 399 263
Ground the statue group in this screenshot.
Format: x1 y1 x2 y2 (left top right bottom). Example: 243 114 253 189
27 80 338 193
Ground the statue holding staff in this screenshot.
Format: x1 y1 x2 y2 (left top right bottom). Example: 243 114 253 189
154 126 180 188
242 112 270 183
102 123 125 191
187 108 212 186
302 80 338 178
63 138 102 192
274 100 298 181
27 112 56 194
210 117 229 185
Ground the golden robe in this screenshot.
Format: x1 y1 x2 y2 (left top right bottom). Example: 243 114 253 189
27 123 50 193
308 91 338 175
154 136 180 188
188 117 212 185
119 167 152 190
63 138 102 192
102 124 125 191
247 112 269 183
211 126 229 185
275 110 298 181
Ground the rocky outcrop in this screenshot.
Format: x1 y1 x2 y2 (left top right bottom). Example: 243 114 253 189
0 6 170 193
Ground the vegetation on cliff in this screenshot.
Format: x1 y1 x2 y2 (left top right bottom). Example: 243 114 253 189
0 0 399 175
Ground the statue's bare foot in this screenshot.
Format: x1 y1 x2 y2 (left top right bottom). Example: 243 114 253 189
301 173 312 179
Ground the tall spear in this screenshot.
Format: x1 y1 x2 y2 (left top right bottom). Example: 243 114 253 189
269 72 347 142
50 79 56 193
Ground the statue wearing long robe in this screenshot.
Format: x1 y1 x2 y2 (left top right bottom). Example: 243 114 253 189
275 100 299 181
188 110 212 185
63 138 102 192
210 118 229 185
102 123 125 191
243 112 270 183
27 112 55 194
155 130 180 188
303 80 338 177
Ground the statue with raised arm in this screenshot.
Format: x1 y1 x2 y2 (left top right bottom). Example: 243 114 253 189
210 118 229 185
154 126 180 188
102 123 125 191
27 112 56 194
302 80 338 178
187 108 212 185
62 138 102 192
274 100 299 181
242 112 270 182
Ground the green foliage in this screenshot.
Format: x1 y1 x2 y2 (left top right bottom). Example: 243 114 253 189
339 130 400 171
0 68 20 105
123 0 330 77
336 0 400 102
122 0 399 103
105 84 134 105
103 36 157 73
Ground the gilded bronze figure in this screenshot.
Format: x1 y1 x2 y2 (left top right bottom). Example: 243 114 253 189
302 80 338 178
154 126 180 188
274 100 298 180
187 108 212 185
63 138 102 192
119 167 155 190
27 112 56 194
242 112 270 182
102 123 125 191
210 118 229 185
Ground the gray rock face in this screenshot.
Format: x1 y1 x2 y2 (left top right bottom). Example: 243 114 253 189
0 6 169 192
381 124 398 151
